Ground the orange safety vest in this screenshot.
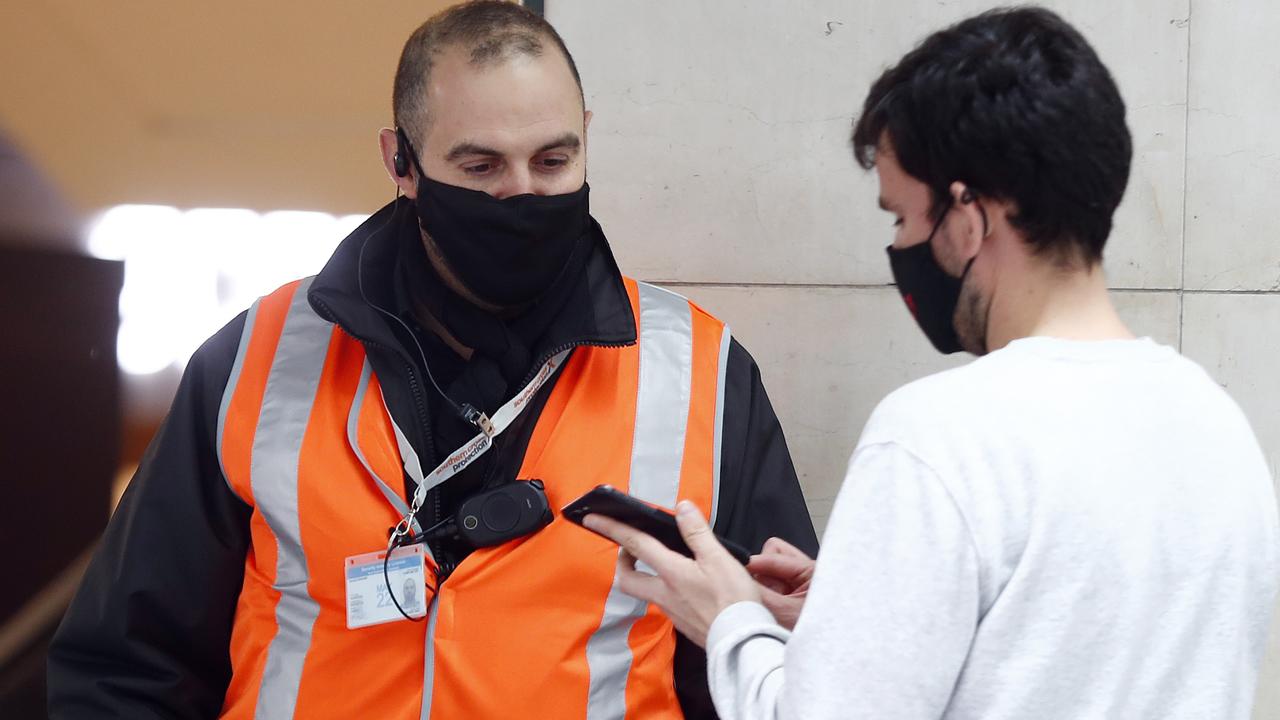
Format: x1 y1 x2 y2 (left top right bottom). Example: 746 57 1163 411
215 276 732 719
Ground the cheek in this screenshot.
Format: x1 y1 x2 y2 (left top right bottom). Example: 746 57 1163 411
892 220 928 249
528 179 574 198
550 163 587 194
933 224 976 276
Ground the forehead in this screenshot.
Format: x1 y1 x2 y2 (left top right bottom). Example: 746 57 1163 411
422 45 583 153
874 145 929 208
873 144 908 186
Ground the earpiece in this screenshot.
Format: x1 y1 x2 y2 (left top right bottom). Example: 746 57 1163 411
393 127 412 178
961 189 975 204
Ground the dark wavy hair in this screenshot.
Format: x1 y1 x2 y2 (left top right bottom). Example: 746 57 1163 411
852 7 1132 263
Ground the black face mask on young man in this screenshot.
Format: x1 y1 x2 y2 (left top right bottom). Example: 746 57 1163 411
886 207 976 355
412 174 591 308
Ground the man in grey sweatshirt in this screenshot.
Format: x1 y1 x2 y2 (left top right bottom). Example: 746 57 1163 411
584 7 1280 719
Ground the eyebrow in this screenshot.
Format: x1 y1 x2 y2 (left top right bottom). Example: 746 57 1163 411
444 133 582 162
536 133 582 154
444 142 500 162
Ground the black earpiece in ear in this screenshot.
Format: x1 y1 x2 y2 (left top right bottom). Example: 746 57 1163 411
961 189 975 204
393 128 411 178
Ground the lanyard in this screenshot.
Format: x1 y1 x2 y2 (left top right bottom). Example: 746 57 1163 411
386 348 572 550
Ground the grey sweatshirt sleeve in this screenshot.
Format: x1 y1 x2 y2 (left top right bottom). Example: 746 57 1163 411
705 441 980 720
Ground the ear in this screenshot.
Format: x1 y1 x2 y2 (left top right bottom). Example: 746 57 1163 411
378 127 418 200
945 181 986 262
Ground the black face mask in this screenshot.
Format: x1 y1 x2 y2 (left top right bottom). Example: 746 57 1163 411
413 174 590 307
886 211 975 355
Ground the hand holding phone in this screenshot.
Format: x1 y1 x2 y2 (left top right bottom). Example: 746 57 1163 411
562 484 752 565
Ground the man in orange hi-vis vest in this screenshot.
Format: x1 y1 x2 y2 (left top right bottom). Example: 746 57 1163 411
48 2 817 718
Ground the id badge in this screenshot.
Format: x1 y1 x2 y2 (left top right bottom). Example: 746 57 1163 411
345 545 429 629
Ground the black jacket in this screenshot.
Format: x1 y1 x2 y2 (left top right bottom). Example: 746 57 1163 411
48 200 819 719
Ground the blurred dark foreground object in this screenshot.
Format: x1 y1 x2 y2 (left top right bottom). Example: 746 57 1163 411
0 132 121 718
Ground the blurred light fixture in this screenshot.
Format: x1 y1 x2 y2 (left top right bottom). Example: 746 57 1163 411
87 205 366 375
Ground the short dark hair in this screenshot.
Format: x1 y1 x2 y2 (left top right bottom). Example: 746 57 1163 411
852 7 1132 263
392 1 583 147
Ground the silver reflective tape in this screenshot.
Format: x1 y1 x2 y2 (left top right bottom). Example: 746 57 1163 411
390 403 453 507
216 300 260 499
709 326 732 530
627 283 694 506
418 599 440 720
389 413 428 497
585 282 694 720
250 277 328 719
347 359 415 522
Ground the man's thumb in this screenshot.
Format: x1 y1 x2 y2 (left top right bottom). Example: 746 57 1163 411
674 501 724 560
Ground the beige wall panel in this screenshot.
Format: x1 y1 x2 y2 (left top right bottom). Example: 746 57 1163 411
555 0 1188 289
1183 0 1280 292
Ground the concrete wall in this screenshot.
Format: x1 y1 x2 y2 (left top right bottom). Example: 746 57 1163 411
547 1 1280 715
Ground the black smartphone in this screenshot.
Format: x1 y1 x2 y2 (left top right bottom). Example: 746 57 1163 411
562 484 752 565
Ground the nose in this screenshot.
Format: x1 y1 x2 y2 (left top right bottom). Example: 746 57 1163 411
490 166 536 200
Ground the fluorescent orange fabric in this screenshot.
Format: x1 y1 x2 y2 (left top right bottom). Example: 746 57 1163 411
217 277 726 719
219 281 295 718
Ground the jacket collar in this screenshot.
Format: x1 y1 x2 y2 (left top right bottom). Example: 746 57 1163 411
307 197 637 368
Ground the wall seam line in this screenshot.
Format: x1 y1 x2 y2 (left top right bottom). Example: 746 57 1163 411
1177 0 1194 352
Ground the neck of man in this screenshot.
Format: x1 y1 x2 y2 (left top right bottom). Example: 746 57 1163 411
410 229 535 359
409 293 475 361
985 251 1134 352
420 231 507 315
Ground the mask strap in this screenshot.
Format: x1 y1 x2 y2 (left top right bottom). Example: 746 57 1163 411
924 200 952 245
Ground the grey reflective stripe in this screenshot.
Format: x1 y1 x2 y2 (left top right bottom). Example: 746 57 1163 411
216 300 260 499
585 282 694 720
250 277 328 719
347 359 420 531
388 405 440 501
626 283 694 506
419 599 440 720
709 325 732 529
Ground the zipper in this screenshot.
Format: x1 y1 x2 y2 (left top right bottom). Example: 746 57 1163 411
516 338 632 388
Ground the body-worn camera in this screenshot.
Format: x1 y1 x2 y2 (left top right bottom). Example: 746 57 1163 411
450 479 553 548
